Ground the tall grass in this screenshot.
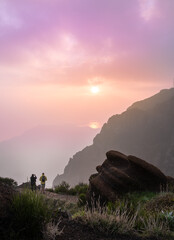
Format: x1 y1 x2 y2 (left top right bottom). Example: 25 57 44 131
85 205 137 236
73 192 174 238
10 190 51 239
74 199 137 237
139 214 171 238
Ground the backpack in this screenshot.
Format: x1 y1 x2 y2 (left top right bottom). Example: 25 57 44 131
42 176 45 182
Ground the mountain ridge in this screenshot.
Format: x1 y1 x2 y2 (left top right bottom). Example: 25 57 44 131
53 88 174 187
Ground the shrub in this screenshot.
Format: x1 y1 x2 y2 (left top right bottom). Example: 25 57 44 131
55 181 70 194
144 192 174 213
78 193 87 206
10 190 51 239
72 183 88 195
67 187 77 195
46 188 54 193
67 183 88 196
0 177 17 187
54 182 89 196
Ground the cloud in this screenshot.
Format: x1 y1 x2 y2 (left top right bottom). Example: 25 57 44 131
0 0 174 86
139 0 158 21
0 1 22 30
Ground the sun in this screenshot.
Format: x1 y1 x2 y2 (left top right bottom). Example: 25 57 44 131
89 122 100 129
91 86 100 94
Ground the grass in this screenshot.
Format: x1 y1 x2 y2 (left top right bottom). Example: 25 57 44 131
51 183 174 238
76 204 137 236
73 191 174 239
144 192 174 213
2 178 174 239
9 190 51 240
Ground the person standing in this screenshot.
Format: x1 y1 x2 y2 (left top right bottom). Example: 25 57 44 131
39 173 47 193
30 174 37 191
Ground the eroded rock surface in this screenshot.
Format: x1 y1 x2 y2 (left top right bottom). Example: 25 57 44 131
88 150 167 202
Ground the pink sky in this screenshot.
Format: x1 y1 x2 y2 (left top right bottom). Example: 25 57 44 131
0 0 174 141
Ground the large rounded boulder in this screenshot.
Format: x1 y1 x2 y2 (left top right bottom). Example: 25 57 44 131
88 150 167 202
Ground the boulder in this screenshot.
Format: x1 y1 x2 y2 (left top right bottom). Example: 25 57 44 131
88 150 167 202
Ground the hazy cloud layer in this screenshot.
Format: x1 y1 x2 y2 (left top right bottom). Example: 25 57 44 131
0 0 174 86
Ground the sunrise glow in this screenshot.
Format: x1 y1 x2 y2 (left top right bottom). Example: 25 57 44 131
0 0 172 141
89 122 100 129
91 86 100 94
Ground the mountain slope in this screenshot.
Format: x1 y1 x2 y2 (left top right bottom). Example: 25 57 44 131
0 125 99 186
53 88 174 187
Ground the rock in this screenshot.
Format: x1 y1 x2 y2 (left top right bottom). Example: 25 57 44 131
88 150 167 202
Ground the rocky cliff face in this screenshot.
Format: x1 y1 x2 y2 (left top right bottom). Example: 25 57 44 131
53 88 174 187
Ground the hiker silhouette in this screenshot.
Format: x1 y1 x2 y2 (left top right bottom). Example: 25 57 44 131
30 174 37 191
39 173 47 193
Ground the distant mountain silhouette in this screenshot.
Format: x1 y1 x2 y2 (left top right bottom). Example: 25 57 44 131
0 125 99 186
53 88 174 187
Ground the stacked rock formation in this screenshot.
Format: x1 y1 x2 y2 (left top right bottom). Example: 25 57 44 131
88 150 167 202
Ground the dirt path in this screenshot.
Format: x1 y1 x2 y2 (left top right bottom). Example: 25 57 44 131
44 190 78 204
17 188 78 204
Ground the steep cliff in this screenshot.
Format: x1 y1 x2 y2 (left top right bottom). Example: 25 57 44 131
53 88 174 187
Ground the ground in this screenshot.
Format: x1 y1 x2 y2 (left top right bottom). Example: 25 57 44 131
16 188 168 240
55 218 160 240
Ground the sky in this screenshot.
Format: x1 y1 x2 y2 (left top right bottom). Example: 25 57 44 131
0 0 174 140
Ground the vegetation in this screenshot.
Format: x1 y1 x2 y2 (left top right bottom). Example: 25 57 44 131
54 181 88 195
54 181 88 206
69 182 88 195
9 190 51 240
45 186 174 238
0 176 17 187
46 188 54 192
73 191 174 239
1 178 174 239
54 181 70 194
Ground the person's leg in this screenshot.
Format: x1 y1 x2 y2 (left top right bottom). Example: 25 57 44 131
41 184 44 193
42 184 45 193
